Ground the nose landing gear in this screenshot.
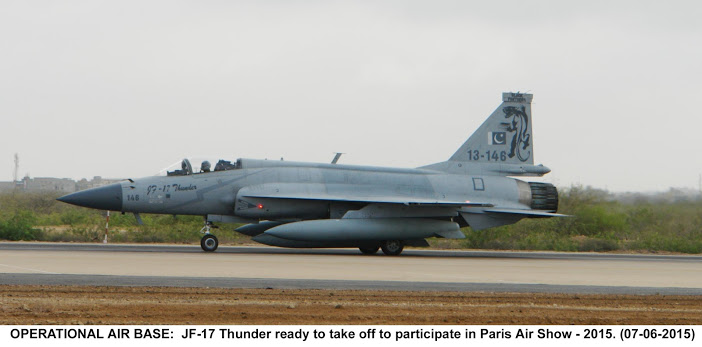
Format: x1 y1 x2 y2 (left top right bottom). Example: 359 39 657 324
200 221 219 252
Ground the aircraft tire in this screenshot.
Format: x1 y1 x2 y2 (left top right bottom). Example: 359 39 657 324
381 240 404 256
359 246 380 255
201 234 219 252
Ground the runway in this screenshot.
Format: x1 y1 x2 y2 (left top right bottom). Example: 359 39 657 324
1 242 701 295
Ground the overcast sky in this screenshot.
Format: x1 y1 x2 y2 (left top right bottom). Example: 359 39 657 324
1 1 701 192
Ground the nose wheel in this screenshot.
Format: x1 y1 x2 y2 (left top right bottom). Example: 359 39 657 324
199 221 219 252
201 234 219 252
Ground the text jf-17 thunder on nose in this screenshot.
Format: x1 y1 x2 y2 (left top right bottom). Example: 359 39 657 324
58 92 564 255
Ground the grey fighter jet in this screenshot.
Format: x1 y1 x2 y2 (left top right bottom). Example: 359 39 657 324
58 92 563 255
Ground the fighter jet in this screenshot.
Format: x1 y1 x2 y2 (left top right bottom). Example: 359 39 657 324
58 92 563 255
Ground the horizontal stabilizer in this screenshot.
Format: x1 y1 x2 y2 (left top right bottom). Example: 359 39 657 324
460 211 524 230
483 208 569 217
460 208 567 230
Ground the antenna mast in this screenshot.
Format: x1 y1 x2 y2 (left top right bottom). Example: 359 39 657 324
13 153 19 183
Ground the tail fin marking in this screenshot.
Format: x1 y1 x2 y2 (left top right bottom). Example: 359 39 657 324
449 92 534 165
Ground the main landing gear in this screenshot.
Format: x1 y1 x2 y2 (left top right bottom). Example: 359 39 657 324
200 221 219 252
381 240 404 256
359 246 380 255
359 240 404 256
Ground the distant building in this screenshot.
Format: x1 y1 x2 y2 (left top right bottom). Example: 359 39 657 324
0 182 15 192
76 176 122 191
23 177 76 193
0 176 122 193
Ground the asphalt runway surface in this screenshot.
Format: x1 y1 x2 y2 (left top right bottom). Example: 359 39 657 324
1 242 701 295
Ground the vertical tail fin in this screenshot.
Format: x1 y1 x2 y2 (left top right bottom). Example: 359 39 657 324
450 92 534 165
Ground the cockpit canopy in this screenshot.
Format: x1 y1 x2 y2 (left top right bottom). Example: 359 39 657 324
160 158 242 176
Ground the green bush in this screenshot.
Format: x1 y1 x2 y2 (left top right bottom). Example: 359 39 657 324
577 238 618 252
0 210 42 240
458 185 701 254
0 187 700 254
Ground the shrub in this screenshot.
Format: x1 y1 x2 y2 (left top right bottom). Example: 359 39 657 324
0 210 42 241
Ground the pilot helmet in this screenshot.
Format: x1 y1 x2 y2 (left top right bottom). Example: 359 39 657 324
201 161 211 172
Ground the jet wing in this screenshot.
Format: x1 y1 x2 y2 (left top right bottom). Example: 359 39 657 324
238 183 492 207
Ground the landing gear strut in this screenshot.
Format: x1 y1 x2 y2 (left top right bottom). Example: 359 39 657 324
200 221 219 252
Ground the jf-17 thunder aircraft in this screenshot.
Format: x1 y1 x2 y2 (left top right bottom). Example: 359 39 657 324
58 92 563 255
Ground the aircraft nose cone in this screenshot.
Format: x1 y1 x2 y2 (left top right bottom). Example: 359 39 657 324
57 183 123 211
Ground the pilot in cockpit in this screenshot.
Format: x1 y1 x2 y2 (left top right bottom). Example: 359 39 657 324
214 159 237 171
201 161 211 173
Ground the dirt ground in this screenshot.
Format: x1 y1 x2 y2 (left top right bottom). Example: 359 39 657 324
1 285 701 325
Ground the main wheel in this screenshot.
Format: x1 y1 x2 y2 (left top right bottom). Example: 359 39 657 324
359 246 380 255
381 240 404 256
201 234 219 252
